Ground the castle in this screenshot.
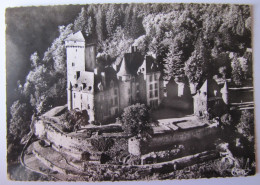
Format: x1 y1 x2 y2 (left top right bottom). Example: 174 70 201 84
65 31 164 122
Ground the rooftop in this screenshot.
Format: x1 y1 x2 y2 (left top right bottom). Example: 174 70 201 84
65 31 86 42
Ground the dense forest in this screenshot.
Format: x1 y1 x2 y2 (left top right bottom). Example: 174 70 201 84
7 4 252 163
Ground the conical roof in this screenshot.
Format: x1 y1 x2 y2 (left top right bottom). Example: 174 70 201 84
117 57 130 76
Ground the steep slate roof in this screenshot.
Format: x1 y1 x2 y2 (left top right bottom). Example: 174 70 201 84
117 52 144 76
195 79 221 98
65 31 86 42
117 57 131 76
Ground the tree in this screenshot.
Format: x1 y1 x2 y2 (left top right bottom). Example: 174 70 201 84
221 113 233 126
106 4 121 36
120 103 150 136
73 7 87 32
231 53 243 86
91 138 114 152
61 110 89 132
30 51 40 68
96 6 107 42
9 100 32 140
129 10 145 39
236 110 254 142
184 38 211 86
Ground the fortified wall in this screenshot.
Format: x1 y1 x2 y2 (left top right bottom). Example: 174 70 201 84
129 126 220 156
34 120 93 160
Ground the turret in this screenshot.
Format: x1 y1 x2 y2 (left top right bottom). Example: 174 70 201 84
117 57 131 82
221 81 229 105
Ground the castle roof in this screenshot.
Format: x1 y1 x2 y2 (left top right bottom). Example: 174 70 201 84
65 31 86 42
194 79 221 98
117 51 144 77
117 57 131 76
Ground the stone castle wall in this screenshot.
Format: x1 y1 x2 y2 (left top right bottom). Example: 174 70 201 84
129 126 219 155
34 120 92 158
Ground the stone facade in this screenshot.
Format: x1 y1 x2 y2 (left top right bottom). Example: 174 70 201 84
193 79 227 118
65 31 164 122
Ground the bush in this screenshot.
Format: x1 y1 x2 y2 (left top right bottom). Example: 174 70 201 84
120 103 150 136
236 110 254 142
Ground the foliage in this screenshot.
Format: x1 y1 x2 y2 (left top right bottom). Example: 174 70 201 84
231 53 244 86
60 110 89 132
184 38 211 85
236 110 254 142
221 113 233 126
91 138 114 152
9 100 32 140
120 103 150 136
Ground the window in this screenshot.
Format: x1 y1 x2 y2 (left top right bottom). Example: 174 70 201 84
72 62 75 66
81 94 82 99
110 99 113 105
128 88 131 94
74 93 76 98
114 97 118 105
155 74 158 80
149 91 153 98
149 75 153 81
115 108 118 114
149 84 153 90
114 89 117 95
155 90 158 97
155 83 158 89
88 86 92 91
